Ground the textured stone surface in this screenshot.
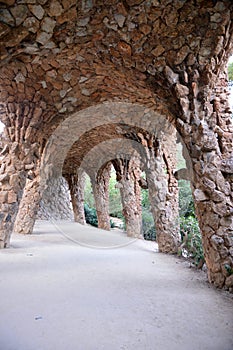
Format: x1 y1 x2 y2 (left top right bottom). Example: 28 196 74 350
65 170 86 225
113 157 142 238
92 162 112 231
37 177 73 221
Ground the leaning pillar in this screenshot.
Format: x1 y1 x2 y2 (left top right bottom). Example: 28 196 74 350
65 170 86 225
172 62 233 290
114 158 142 238
140 134 180 253
0 140 38 247
13 171 41 234
92 162 111 231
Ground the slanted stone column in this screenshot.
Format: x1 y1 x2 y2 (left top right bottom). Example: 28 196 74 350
146 156 180 253
92 162 111 231
0 141 38 247
38 176 73 220
113 158 142 238
162 133 180 246
14 171 41 234
137 132 180 253
65 170 86 225
173 64 233 290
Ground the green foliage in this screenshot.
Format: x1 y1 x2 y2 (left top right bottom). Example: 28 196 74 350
179 216 204 268
141 188 156 240
178 173 205 267
228 61 233 82
108 171 122 218
84 203 98 227
178 180 194 217
84 203 115 228
224 264 233 276
141 188 150 209
84 176 95 208
142 208 156 240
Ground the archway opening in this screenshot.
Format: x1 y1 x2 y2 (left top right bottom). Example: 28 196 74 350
0 121 5 134
140 171 156 241
176 142 204 268
227 55 233 112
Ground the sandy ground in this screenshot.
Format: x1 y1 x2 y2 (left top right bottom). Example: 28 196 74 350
0 220 232 350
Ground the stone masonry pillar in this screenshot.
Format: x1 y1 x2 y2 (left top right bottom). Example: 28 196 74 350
137 133 180 253
162 133 180 247
0 141 38 247
173 63 233 290
146 156 180 253
65 170 86 225
114 158 142 238
92 162 111 231
14 171 41 234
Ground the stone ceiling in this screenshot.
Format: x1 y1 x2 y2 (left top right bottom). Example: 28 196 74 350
1 1 232 142
63 123 159 175
0 0 233 181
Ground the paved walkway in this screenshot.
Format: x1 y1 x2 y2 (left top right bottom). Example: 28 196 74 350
0 220 232 350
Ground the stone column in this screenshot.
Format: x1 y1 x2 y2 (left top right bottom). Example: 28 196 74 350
65 170 86 225
14 172 41 234
146 156 180 253
92 162 111 231
137 132 180 253
114 158 142 238
0 141 38 247
173 64 233 290
162 133 180 246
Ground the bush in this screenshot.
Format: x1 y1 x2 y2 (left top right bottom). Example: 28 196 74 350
84 203 98 227
84 203 115 228
179 216 204 268
142 208 156 241
178 179 194 218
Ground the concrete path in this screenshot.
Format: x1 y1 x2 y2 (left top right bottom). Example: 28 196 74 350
0 220 232 350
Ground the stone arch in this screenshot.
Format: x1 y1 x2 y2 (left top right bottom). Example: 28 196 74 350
40 102 179 184
45 119 179 252
41 100 233 289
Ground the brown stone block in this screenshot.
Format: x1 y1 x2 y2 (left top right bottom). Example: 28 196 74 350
174 45 189 65
140 24 151 35
57 7 77 24
0 22 10 39
49 59 60 69
62 0 76 10
131 30 144 43
0 191 8 202
0 90 8 100
25 86 35 100
7 191 17 204
4 26 29 48
17 82 25 93
51 80 63 90
225 274 233 288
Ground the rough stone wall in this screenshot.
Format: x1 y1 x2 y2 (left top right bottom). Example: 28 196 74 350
37 176 73 221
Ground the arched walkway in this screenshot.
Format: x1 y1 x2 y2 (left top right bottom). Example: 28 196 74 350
0 1 232 291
